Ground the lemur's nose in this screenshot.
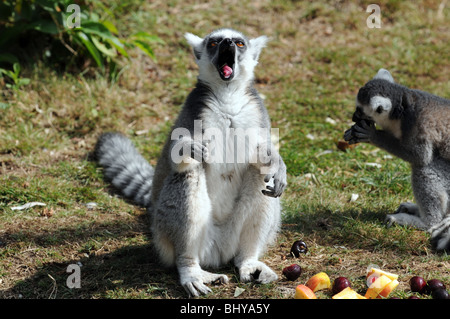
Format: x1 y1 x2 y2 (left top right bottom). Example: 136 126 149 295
223 38 233 46
219 38 235 54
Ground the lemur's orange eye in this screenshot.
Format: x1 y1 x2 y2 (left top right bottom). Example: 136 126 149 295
209 41 218 47
236 41 244 47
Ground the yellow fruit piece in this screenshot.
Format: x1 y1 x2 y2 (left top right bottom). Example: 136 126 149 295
294 284 317 299
366 268 399 282
332 287 366 299
378 279 399 298
365 275 392 299
306 272 331 292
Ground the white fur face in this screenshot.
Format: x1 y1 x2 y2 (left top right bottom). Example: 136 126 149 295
356 95 402 138
356 95 392 124
185 29 267 86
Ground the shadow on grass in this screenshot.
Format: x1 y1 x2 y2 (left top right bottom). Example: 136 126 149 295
1 203 430 298
0 212 189 299
281 205 429 254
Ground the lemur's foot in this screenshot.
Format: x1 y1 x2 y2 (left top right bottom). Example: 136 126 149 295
238 260 278 284
394 202 419 216
179 267 229 297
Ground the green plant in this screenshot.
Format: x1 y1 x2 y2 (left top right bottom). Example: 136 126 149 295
0 0 162 79
0 62 30 90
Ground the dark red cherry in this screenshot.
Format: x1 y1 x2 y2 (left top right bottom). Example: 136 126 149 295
282 264 302 281
409 276 426 293
424 279 446 294
332 277 351 295
431 288 449 299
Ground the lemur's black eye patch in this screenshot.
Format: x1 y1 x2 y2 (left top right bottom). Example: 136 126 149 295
376 105 383 113
207 37 246 49
232 38 246 48
208 37 222 48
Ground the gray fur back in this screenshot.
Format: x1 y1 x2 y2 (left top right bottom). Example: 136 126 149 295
94 132 154 208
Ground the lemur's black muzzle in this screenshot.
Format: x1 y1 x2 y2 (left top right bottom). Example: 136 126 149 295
352 107 366 122
219 38 236 54
217 39 236 81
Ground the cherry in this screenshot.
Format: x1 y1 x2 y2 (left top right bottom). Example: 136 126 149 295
424 279 446 295
409 276 426 293
282 264 302 281
332 277 351 295
431 288 449 299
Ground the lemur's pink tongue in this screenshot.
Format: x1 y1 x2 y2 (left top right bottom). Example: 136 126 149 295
222 65 233 78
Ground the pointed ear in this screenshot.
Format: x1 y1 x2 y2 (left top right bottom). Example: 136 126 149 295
184 33 203 60
373 68 395 83
249 35 268 61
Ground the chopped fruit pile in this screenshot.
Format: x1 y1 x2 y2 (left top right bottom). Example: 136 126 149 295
365 274 399 299
285 240 448 299
291 268 400 300
366 267 399 284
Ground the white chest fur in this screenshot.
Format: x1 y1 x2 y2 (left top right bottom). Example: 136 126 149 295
199 94 264 221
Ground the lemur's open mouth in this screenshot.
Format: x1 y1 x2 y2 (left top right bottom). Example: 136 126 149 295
217 41 236 81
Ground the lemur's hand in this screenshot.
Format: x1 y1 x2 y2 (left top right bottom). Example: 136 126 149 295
256 144 286 198
343 126 358 144
176 139 209 162
262 157 287 198
189 140 209 162
344 120 376 144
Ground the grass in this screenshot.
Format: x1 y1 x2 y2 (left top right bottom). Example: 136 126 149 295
1 0 449 299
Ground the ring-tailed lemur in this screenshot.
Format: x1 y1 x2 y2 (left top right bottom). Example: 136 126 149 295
344 68 450 252
94 28 287 296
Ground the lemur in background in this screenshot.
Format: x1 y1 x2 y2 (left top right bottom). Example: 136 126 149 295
345 68 450 252
94 28 287 296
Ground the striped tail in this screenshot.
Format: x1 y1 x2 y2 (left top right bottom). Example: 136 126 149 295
93 132 154 208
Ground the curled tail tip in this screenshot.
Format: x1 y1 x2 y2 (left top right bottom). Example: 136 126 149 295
93 131 126 156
